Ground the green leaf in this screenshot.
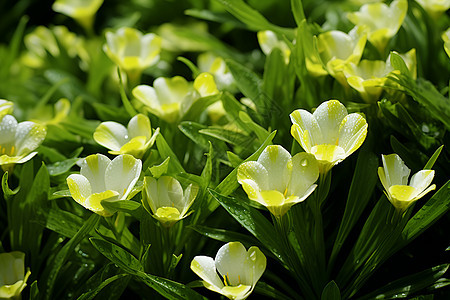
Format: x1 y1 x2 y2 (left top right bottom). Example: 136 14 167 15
254 281 293 300
101 200 144 220
90 237 143 273
213 0 293 38
179 121 213 151
291 0 306 26
199 126 251 146
44 214 100 300
389 52 410 76
47 157 80 176
182 93 222 121
225 59 263 108
359 264 449 300
424 145 444 169
117 68 137 117
44 208 83 238
149 157 171 179
177 56 200 78
77 274 129 300
329 149 378 270
2 171 19 202
400 180 450 247
156 134 185 174
209 190 287 265
189 224 261 248
321 281 341 300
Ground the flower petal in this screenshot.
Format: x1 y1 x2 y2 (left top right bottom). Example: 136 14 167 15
381 154 410 187
288 152 319 197
85 190 120 216
80 154 111 193
127 114 151 140
215 242 248 286
409 170 435 197
290 109 322 150
93 122 129 151
14 121 46 156
246 246 267 287
158 176 184 210
312 100 348 144
191 256 224 289
0 115 18 145
337 113 368 155
237 161 269 193
256 145 292 192
67 174 92 206
104 154 142 199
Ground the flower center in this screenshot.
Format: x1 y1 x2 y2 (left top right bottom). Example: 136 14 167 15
0 145 15 156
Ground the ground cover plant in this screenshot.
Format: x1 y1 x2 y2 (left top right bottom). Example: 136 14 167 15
0 0 449 299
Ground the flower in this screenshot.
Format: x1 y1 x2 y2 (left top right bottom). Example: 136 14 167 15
67 154 142 216
290 100 368 173
347 0 407 53
0 115 47 170
103 27 162 77
0 251 31 299
237 145 319 217
344 49 416 102
93 114 159 158
0 100 13 118
378 154 436 212
198 52 236 92
416 0 450 18
443 28 450 58
191 242 266 300
141 176 198 226
132 73 218 123
307 28 367 82
52 0 104 31
257 30 291 63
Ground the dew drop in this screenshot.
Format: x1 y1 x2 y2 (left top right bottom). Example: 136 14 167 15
301 159 308 167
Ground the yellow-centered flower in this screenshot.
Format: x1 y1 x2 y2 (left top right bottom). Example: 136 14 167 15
347 0 407 53
141 176 198 227
191 242 266 300
307 29 367 81
237 145 319 217
416 0 450 18
52 0 103 31
103 27 162 77
0 115 47 169
198 52 236 92
378 154 436 212
0 251 31 299
132 73 218 123
67 154 142 217
257 30 291 63
290 100 368 173
93 114 159 158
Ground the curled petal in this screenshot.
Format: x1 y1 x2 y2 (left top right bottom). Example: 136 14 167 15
93 122 129 151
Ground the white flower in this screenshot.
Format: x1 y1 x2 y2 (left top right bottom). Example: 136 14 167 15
347 0 407 53
0 251 31 299
67 154 142 216
52 0 104 31
257 30 291 63
103 27 162 75
0 115 46 168
141 176 198 226
0 100 13 118
237 145 319 217
416 0 450 18
93 114 159 158
378 154 436 211
290 100 368 173
191 242 266 300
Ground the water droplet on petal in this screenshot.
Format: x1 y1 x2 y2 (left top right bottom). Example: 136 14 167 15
301 159 308 167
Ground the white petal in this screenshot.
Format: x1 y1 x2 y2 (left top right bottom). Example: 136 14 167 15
132 85 163 115
215 242 248 286
80 154 111 193
246 246 267 287
153 76 190 105
381 154 410 187
67 174 92 205
157 176 184 210
256 145 291 192
143 176 159 214
0 115 18 145
312 100 348 144
104 154 142 199
237 161 269 191
191 256 224 289
93 122 129 151
290 109 323 149
337 113 368 155
180 183 198 216
14 121 46 156
127 114 151 140
288 152 319 197
409 170 435 196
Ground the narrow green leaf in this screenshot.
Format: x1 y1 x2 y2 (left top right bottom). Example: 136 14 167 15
44 214 100 300
90 237 143 273
254 281 293 300
209 190 287 265
290 0 306 26
117 68 137 117
30 280 39 300
225 59 263 108
321 281 341 300
199 126 251 146
424 145 444 169
389 52 410 76
2 172 19 202
182 93 222 121
177 56 200 78
149 157 171 179
400 180 450 247
359 264 449 300
77 274 129 300
189 224 261 247
156 134 185 173
45 208 83 238
47 157 80 176
101 200 144 221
